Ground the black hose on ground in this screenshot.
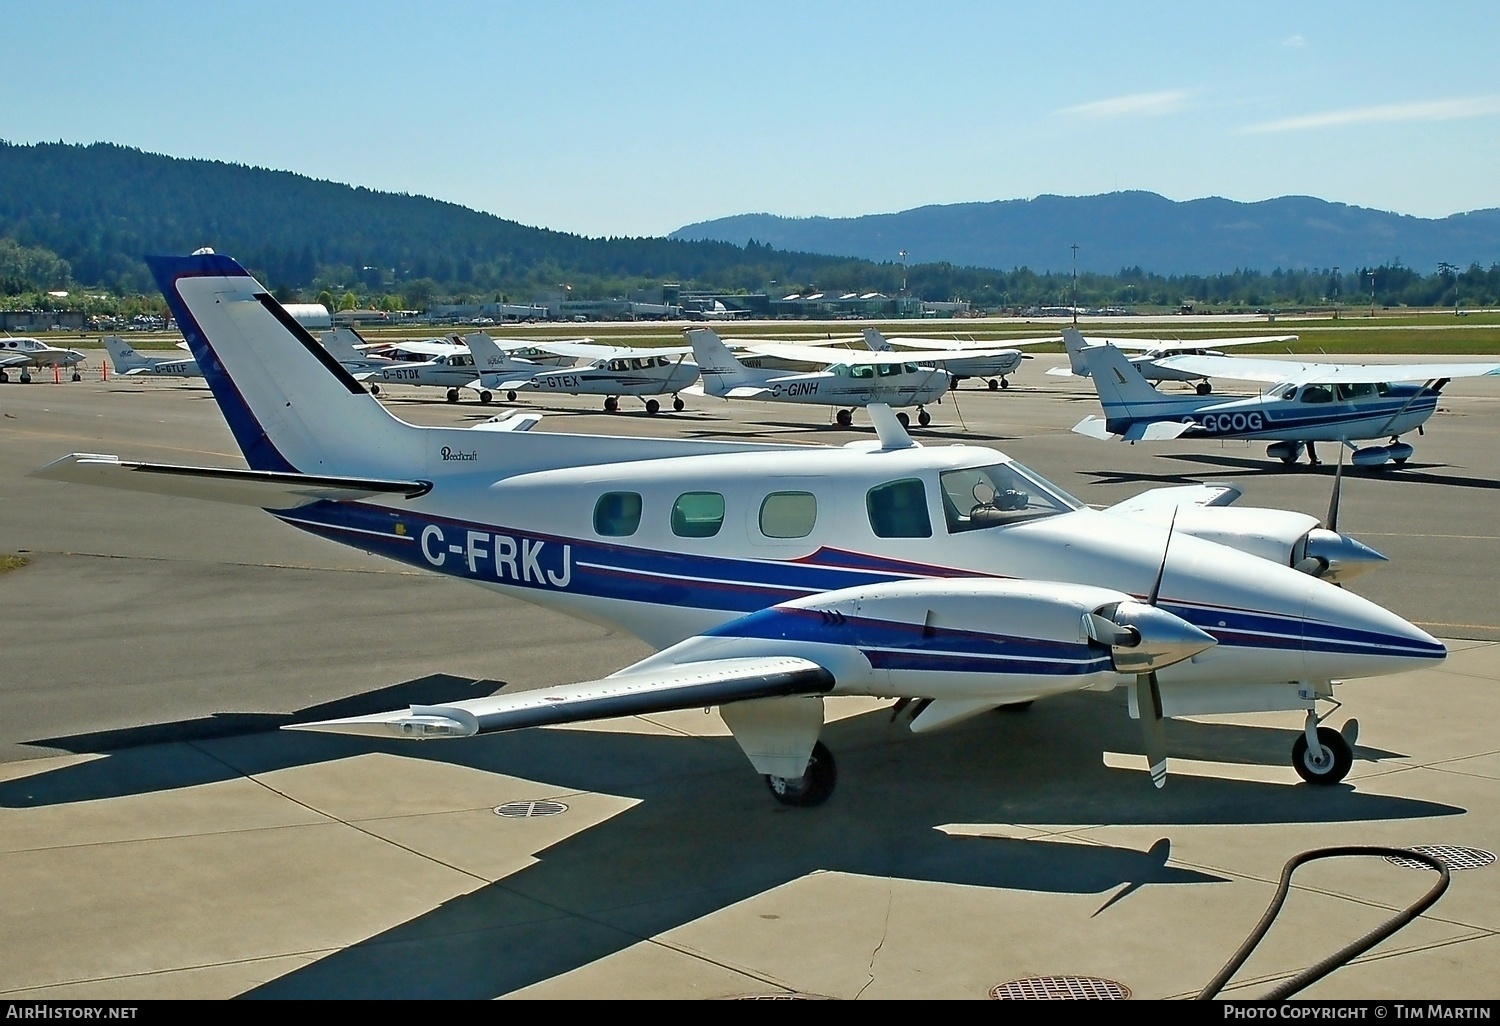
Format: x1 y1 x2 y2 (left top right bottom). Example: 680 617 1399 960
1197 846 1451 1001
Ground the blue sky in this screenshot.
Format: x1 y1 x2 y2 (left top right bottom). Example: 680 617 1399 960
6 1 1498 239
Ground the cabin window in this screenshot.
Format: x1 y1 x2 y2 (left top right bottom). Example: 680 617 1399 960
877 363 899 377
939 463 1075 532
1301 384 1334 404
866 479 932 538
608 359 627 372
593 492 642 537
851 365 875 379
904 363 921 374
1336 382 1374 401
672 491 725 538
759 491 817 539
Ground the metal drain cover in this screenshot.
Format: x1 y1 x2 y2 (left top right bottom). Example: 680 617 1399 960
1385 845 1495 871
991 976 1131 1000
494 800 568 818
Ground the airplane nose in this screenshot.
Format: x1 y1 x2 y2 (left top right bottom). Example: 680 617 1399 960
1300 580 1446 680
1298 528 1389 584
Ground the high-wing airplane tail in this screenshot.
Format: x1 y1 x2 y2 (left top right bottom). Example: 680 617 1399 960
1078 338 1168 415
146 252 421 475
318 326 371 364
686 327 749 396
101 335 151 374
1061 327 1094 377
862 327 895 353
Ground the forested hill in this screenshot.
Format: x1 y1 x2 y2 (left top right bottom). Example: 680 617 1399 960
672 192 1500 276
0 141 861 298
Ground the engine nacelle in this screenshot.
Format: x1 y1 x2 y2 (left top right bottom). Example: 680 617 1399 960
1084 600 1217 674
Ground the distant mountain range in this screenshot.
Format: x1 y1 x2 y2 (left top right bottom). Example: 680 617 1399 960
671 192 1500 276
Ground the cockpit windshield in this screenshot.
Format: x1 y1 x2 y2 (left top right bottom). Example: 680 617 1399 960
938 461 1081 532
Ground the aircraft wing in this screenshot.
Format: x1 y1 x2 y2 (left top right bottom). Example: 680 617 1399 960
743 343 933 366
1105 483 1243 515
283 656 834 739
31 454 430 508
882 336 1060 351
1154 354 1500 384
1092 334 1298 352
0 354 31 368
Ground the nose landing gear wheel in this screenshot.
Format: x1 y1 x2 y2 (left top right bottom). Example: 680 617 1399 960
764 741 837 807
673 396 685 412
1292 726 1353 785
71 371 82 382
917 409 931 427
1196 381 1213 395
369 383 381 396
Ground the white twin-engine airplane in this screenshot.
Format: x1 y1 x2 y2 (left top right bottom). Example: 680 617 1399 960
102 335 202 378
33 252 1444 805
1051 329 1301 394
1 336 89 382
1070 330 1500 467
688 327 952 428
465 332 700 414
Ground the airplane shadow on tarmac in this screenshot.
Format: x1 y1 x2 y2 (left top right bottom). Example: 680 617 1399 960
1 680 1457 999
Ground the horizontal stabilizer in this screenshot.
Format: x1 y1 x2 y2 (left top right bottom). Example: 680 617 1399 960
1124 420 1194 441
728 386 772 399
470 412 544 433
1071 416 1115 440
284 656 834 739
1046 366 1077 378
31 454 430 508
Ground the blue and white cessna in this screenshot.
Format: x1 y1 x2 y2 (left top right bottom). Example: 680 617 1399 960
689 327 952 427
33 252 1445 804
1070 330 1500 467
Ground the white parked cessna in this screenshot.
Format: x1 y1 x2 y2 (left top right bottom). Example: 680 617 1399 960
1070 331 1500 467
1051 329 1300 394
102 335 202 378
689 327 952 427
33 252 1445 804
0 336 88 382
863 327 1053 390
329 333 489 403
466 332 700 414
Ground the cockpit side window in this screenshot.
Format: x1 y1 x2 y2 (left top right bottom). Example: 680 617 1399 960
877 363 899 377
1301 384 1334 404
939 463 1078 532
593 492 643 537
866 479 932 538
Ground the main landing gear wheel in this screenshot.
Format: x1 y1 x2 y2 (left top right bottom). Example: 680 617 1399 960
1196 381 1212 395
673 395 685 411
445 387 460 403
764 741 837 807
604 396 619 412
896 411 911 428
1292 726 1353 785
368 383 381 396
19 369 32 383
836 409 853 428
479 390 493 404
988 378 1000 390
0 370 8 383
917 408 932 427
506 390 517 402
645 398 660 415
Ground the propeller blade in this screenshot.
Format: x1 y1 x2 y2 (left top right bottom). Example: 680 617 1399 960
1325 447 1346 531
1147 508 1178 606
1139 671 1168 788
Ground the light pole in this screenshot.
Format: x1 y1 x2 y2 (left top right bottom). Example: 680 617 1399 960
898 250 907 296
1332 266 1340 319
1070 243 1080 326
1367 270 1377 317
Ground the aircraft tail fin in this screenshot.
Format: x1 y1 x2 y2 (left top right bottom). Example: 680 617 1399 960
862 327 895 353
318 327 370 364
463 331 523 378
147 252 419 476
686 327 748 395
1077 340 1165 417
1061 327 1094 377
101 335 149 373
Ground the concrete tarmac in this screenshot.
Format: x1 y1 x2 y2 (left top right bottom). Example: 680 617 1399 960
1 353 1498 999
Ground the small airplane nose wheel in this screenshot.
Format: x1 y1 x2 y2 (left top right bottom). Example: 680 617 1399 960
672 395 685 411
917 408 931 427
1196 381 1212 395
764 741 837 807
368 383 381 396
1291 725 1353 785
71 371 82 381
